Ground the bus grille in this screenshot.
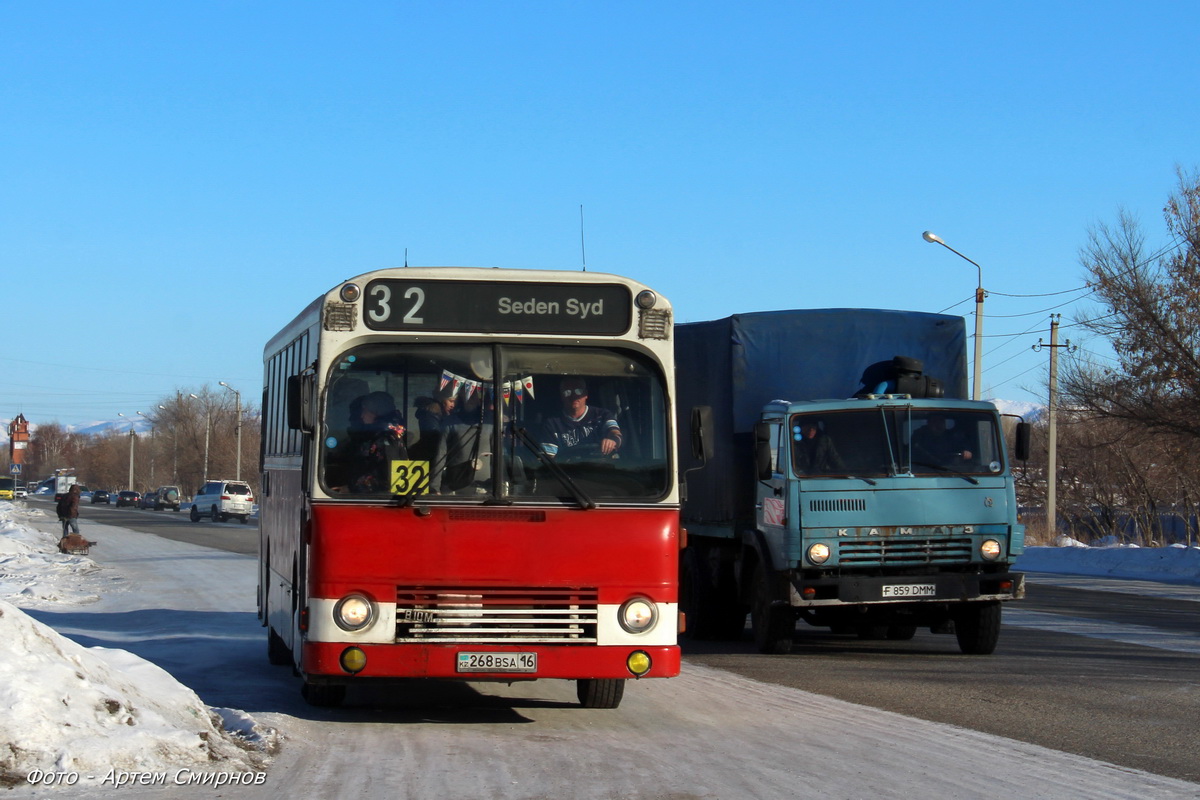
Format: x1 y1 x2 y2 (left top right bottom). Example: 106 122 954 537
838 538 973 566
638 308 671 340
395 586 599 644
323 302 357 331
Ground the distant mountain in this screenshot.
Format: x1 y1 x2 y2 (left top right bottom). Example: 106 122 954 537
1 417 155 446
988 398 1046 423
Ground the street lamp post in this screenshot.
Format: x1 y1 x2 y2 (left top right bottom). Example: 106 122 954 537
219 381 242 481
136 411 155 487
922 231 985 401
116 413 136 490
189 393 211 482
158 404 177 484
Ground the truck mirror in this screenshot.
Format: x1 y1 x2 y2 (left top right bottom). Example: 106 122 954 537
287 373 316 433
1015 421 1031 461
690 406 714 463
754 422 773 480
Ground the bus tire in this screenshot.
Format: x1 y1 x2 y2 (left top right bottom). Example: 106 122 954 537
576 678 624 709
955 601 1002 655
267 628 291 666
301 681 346 707
751 562 794 655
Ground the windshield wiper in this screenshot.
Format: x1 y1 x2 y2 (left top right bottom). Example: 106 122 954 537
912 461 979 485
512 426 596 510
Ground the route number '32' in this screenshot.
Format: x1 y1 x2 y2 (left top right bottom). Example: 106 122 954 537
368 285 425 325
390 460 431 495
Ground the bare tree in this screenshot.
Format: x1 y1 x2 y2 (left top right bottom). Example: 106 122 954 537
1063 167 1200 438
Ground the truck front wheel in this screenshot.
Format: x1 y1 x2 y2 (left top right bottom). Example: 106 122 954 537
954 601 1002 655
751 563 794 655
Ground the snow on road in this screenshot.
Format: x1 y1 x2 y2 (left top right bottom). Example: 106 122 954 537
3 500 1200 799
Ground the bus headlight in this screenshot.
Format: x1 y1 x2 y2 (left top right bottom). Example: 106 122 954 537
618 597 658 633
635 290 658 309
334 594 377 631
807 542 831 565
339 283 362 302
980 539 1002 561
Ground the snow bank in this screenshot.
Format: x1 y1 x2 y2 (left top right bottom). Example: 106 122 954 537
1016 542 1200 584
0 599 270 787
0 503 112 606
0 502 277 790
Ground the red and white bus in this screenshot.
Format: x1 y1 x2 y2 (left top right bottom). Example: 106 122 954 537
259 267 681 707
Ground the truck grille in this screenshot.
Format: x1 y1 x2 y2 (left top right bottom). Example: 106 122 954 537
809 498 867 513
838 537 973 566
395 586 599 644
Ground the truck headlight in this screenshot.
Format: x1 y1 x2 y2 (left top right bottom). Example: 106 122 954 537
980 539 1002 561
807 543 831 565
334 594 377 631
618 597 658 633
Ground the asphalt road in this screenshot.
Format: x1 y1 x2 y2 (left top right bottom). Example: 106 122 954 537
32 494 259 556
683 580 1200 783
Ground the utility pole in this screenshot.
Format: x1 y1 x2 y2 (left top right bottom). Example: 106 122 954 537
117 413 137 491
1033 315 1075 541
219 382 242 481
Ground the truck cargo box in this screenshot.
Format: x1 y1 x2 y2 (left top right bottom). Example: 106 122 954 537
676 308 968 526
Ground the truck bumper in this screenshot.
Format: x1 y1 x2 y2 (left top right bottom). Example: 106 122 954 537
789 571 1024 607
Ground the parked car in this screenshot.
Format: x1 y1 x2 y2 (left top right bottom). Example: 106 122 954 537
91 490 111 504
14 482 27 499
152 485 181 511
189 479 255 524
139 490 159 509
115 491 141 508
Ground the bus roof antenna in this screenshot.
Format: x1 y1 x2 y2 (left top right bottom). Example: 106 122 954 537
404 248 408 268
580 205 587 272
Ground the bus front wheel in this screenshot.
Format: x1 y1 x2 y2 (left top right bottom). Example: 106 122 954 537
576 678 624 709
301 680 346 707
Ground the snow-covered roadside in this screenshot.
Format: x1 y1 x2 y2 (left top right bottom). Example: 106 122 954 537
0 502 277 791
1018 534 1200 583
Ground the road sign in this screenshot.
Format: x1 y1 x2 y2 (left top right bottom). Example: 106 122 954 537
10 463 22 475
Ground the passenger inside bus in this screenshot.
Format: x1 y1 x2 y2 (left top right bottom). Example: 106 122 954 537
329 391 408 494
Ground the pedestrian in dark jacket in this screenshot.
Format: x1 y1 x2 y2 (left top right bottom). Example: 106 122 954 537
57 484 81 537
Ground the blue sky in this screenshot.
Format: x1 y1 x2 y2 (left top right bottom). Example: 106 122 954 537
3 1 1197 429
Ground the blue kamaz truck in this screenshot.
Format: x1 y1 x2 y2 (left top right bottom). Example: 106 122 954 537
677 309 1029 654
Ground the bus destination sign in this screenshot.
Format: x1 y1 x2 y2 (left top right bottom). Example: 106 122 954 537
362 279 633 335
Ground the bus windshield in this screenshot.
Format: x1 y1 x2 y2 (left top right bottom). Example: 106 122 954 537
790 407 1005 478
320 343 671 503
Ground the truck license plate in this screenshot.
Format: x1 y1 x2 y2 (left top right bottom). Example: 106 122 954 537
882 584 936 598
456 652 537 673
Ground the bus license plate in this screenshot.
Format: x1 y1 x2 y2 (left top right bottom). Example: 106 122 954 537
456 652 537 673
882 584 936 598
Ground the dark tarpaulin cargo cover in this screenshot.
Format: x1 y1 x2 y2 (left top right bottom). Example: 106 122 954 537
675 308 968 525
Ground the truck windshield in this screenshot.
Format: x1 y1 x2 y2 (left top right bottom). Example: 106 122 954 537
319 343 671 503
790 408 1005 478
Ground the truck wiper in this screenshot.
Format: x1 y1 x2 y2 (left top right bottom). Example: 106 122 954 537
912 462 979 485
512 426 596 510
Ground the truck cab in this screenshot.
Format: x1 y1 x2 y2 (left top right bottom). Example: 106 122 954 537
748 395 1026 653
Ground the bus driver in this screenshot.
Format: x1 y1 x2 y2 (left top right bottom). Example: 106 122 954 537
539 377 622 460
